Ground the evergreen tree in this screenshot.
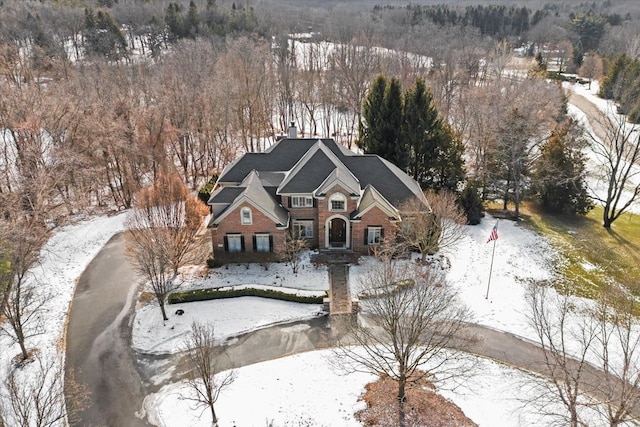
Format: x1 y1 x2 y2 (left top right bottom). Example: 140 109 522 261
534 120 592 215
165 3 185 41
360 75 406 169
569 13 606 53
83 8 127 60
361 76 464 191
380 77 405 169
185 1 200 39
458 180 484 225
403 79 464 192
359 74 387 154
600 54 631 99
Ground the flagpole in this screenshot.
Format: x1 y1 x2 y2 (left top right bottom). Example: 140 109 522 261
485 220 498 300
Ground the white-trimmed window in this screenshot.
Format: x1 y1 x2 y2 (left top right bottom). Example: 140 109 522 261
254 234 271 252
290 196 313 208
329 193 346 211
226 234 243 252
292 220 314 239
366 227 382 245
241 207 252 225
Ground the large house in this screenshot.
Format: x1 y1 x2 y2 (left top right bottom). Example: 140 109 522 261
207 127 428 262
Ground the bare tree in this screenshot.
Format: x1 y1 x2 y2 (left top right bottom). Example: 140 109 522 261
591 286 640 427
525 281 597 427
588 110 640 228
335 247 474 427
2 354 69 427
183 322 236 427
579 53 603 90
399 191 466 262
125 172 209 321
0 219 48 362
281 231 308 274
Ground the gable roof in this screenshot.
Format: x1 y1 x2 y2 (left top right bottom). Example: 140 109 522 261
277 140 360 195
314 166 361 197
352 184 400 220
211 137 428 218
210 170 289 227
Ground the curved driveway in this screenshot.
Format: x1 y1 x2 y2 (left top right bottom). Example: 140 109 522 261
65 231 640 426
65 233 149 427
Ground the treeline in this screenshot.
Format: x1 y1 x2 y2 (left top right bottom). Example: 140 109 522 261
402 4 531 38
600 54 640 123
374 3 628 41
0 0 262 66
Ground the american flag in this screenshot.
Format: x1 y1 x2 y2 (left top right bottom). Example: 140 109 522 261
486 221 499 243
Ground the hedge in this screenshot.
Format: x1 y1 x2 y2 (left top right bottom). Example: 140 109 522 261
168 287 327 304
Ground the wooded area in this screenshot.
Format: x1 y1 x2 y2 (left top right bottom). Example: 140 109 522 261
0 0 636 224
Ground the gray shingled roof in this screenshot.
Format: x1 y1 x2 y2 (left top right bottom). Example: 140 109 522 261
353 184 399 219
214 137 426 213
211 171 289 227
340 155 418 206
218 140 317 183
279 150 336 194
208 187 244 204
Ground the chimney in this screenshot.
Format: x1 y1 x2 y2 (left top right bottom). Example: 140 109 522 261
288 122 297 139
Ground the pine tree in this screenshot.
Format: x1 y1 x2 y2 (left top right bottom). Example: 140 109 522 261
403 79 464 192
380 77 405 169
359 75 407 169
359 74 387 154
534 120 592 215
185 1 200 39
458 180 484 225
83 8 127 60
600 54 631 99
165 3 185 41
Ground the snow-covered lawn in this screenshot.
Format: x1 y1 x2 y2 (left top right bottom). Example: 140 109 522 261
0 212 128 423
184 250 328 291
132 213 556 357
132 297 324 354
143 349 611 427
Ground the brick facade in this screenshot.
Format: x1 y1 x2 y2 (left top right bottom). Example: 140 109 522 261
211 201 287 263
316 185 357 250
211 187 398 262
351 205 398 254
283 195 320 249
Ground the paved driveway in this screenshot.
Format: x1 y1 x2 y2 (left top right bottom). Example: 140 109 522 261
65 231 640 426
65 233 149 427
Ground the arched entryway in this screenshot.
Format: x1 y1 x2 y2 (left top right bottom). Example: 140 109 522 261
325 215 350 249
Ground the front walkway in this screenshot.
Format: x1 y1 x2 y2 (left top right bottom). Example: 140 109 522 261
329 263 352 314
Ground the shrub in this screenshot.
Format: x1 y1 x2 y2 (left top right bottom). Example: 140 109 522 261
458 180 484 225
168 287 326 304
198 174 218 205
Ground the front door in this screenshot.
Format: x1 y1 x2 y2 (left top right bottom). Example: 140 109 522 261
329 218 347 248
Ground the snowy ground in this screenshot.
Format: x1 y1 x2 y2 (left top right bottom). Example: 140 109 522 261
0 212 128 424
133 297 324 354
564 80 640 215
143 348 614 427
133 215 556 356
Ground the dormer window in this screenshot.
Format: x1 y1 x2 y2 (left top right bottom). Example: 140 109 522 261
329 193 346 211
241 207 252 225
